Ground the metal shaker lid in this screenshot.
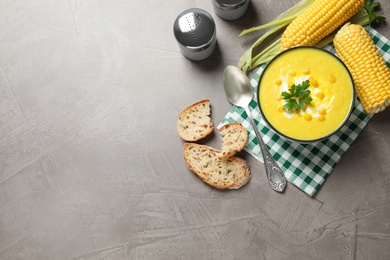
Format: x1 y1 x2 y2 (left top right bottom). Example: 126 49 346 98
173 8 216 49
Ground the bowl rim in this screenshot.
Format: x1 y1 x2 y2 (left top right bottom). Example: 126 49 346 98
257 46 356 143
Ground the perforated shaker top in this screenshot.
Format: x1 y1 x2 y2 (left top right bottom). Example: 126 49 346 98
173 8 215 48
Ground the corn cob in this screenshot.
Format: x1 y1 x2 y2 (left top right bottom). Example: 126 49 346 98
333 23 390 114
280 0 365 51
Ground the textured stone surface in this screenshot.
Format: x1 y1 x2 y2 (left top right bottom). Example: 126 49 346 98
0 0 389 259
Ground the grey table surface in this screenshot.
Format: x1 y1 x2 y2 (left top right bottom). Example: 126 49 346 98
1 1 390 259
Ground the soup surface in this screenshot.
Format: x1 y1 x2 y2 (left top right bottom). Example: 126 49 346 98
259 47 354 141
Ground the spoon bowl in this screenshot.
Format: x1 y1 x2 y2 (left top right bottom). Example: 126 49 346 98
223 66 253 107
223 65 287 192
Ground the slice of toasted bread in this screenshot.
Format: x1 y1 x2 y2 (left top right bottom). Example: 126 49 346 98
177 100 214 142
183 143 251 189
216 122 248 159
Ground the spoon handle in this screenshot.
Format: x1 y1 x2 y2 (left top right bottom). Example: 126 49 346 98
243 106 287 192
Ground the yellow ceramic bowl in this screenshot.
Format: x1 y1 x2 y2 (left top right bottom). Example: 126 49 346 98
258 47 355 143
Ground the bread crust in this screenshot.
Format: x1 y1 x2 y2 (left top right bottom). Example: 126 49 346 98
183 143 251 189
228 157 251 189
177 100 214 142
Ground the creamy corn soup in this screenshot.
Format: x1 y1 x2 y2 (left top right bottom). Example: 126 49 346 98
259 47 354 141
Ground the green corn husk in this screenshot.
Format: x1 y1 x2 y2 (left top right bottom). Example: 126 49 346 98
238 0 316 72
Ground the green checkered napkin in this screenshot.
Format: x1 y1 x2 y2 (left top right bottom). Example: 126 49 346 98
219 28 390 196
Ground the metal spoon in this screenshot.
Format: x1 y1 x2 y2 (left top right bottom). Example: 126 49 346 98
223 65 287 192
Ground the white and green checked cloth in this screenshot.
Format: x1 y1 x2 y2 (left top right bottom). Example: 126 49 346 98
219 28 390 196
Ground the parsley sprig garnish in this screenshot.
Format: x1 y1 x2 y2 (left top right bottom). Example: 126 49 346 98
281 80 312 112
365 0 387 26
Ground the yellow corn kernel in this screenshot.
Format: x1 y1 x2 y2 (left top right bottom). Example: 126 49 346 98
276 95 283 101
302 68 310 75
318 108 327 115
310 77 318 87
278 106 284 112
275 79 282 85
334 23 390 114
289 71 296 77
328 75 336 83
304 114 312 121
316 92 325 100
280 0 364 51
318 115 326 121
288 79 295 89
